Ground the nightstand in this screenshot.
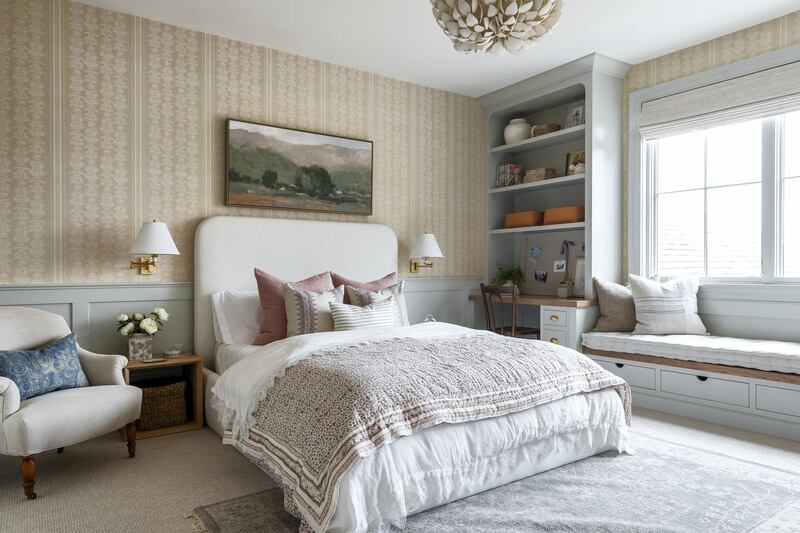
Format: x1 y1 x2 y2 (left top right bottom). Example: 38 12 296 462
123 355 204 439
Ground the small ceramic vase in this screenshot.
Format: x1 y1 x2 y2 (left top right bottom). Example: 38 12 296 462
503 118 531 144
128 333 153 360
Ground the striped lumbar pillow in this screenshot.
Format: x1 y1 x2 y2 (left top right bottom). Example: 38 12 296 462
330 299 396 331
629 274 708 335
346 281 409 326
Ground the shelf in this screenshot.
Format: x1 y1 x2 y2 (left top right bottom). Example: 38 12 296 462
490 125 585 155
490 222 585 235
489 173 585 195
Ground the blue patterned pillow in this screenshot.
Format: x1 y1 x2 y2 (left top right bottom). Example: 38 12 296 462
0 333 89 400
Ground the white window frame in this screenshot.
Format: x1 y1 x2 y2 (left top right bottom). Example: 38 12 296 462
629 45 800 299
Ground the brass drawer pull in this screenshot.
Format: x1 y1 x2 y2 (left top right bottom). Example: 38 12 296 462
550 337 559 344
549 315 560 321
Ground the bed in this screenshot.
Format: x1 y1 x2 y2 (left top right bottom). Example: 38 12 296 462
195 216 631 533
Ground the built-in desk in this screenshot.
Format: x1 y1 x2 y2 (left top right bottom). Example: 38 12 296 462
468 291 599 351
467 292 596 308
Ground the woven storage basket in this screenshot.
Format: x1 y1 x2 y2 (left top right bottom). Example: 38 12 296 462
137 380 187 431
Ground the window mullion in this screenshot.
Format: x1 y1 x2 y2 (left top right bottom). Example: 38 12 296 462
775 115 785 279
761 117 778 282
703 133 709 278
646 141 657 278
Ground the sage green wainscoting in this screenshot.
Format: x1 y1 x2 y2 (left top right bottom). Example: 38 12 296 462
0 277 484 361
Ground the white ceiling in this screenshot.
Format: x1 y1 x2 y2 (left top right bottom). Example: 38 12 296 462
79 0 798 97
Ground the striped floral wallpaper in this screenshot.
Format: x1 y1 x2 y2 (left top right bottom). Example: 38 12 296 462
622 11 800 275
0 0 486 284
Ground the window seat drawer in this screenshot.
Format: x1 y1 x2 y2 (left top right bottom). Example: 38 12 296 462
756 385 800 418
595 359 656 390
661 370 749 408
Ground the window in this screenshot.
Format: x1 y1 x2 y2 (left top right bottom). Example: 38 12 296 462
642 109 799 281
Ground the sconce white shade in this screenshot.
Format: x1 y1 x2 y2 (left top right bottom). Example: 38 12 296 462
129 221 179 256
410 233 443 259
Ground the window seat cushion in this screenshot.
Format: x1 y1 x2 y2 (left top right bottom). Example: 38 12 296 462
582 332 800 375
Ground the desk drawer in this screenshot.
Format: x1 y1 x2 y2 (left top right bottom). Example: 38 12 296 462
661 370 749 407
541 328 567 346
541 307 567 327
595 360 656 390
756 385 800 418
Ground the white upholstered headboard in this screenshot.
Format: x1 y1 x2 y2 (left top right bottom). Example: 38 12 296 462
193 216 398 366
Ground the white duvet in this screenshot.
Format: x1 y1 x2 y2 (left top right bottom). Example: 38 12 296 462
213 323 631 532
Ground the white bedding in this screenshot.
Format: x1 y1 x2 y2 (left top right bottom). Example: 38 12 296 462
215 343 262 375
213 323 632 532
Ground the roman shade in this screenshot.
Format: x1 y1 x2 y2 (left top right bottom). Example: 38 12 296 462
639 60 800 137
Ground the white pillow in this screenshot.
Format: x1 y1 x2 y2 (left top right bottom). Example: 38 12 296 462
210 290 262 345
283 284 344 337
330 299 396 331
346 281 409 326
629 274 708 335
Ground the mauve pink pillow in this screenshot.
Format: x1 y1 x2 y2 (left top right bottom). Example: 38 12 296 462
253 269 333 345
331 271 397 304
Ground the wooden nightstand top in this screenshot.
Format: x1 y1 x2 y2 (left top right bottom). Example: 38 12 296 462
124 354 202 371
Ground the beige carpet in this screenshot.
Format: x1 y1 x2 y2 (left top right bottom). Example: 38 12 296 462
1 407 799 533
0 429 275 533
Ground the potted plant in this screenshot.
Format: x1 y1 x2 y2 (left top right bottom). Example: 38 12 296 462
117 308 169 360
492 262 525 286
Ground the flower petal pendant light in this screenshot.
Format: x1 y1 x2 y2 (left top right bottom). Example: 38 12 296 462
431 0 565 55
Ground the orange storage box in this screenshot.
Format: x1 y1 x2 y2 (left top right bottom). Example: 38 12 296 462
504 210 544 229
543 205 585 225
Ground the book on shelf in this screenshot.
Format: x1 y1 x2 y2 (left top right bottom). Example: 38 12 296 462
496 164 523 188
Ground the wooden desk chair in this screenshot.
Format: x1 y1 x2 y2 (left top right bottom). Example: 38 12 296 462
480 284 540 339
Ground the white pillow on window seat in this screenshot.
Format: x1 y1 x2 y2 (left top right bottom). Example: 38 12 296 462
629 274 708 335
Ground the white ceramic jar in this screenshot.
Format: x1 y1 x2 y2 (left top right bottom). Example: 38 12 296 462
128 333 153 360
503 118 531 144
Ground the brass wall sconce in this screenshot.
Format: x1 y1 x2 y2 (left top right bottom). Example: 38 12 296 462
129 220 179 275
409 233 443 273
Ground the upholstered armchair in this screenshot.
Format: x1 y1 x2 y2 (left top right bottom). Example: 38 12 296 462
0 307 142 499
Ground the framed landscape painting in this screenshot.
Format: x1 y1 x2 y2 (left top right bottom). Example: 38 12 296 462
226 119 373 215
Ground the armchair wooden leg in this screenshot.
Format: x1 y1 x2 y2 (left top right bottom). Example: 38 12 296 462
21 456 36 500
125 422 137 458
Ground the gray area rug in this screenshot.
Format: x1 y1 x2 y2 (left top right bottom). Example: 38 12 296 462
189 433 800 532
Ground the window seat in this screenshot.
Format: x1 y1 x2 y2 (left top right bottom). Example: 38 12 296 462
581 332 800 440
582 332 800 376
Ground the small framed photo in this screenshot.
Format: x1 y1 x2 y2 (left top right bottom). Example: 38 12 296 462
565 101 585 128
565 150 586 176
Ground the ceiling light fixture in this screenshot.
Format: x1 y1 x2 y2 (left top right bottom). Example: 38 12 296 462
431 0 564 55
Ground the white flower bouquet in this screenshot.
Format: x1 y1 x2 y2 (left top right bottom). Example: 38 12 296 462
116 308 169 337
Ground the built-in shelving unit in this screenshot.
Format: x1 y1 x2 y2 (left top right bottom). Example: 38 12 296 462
489 222 586 235
489 125 585 155
479 53 629 300
489 173 585 195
